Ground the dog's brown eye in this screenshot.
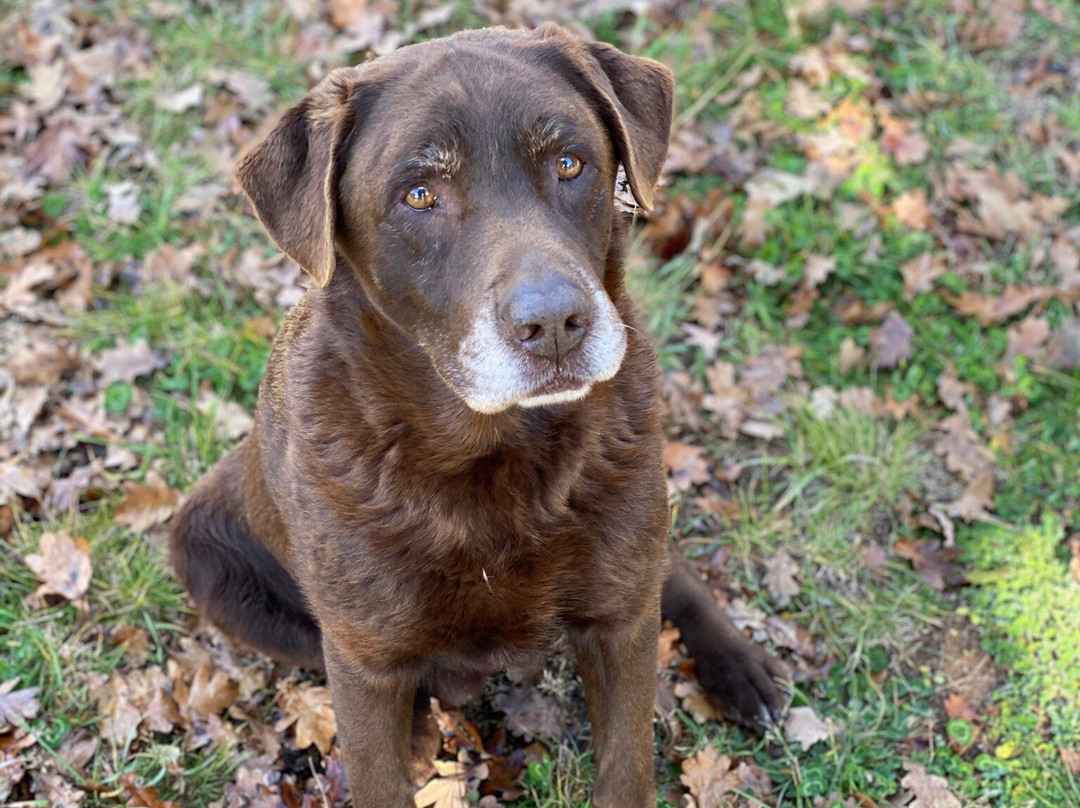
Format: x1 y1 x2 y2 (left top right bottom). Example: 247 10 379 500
404 186 436 210
556 154 583 181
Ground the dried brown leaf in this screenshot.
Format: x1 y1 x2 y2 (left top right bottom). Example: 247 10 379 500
784 706 834 749
837 337 865 373
23 531 92 605
763 549 800 607
113 472 180 534
899 762 962 808
276 681 336 754
0 678 40 732
894 539 964 591
900 253 946 300
869 312 914 369
943 285 1051 327
680 746 738 808
945 469 995 521
662 441 710 492
95 338 167 385
892 190 934 230
491 684 564 743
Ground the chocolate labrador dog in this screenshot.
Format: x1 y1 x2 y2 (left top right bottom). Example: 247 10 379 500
171 23 784 808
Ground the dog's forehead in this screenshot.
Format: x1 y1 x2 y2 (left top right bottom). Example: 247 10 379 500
365 36 601 152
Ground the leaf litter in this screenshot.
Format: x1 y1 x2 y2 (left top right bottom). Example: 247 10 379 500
0 0 1078 805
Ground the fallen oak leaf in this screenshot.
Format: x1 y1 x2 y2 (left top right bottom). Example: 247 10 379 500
414 760 469 808
869 312 914 369
943 694 977 722
899 762 961 808
276 681 336 754
892 189 934 230
679 745 738 808
783 706 834 749
763 548 800 607
119 772 183 808
1060 747 1080 776
673 680 721 724
894 539 964 591
900 252 946 300
944 469 995 521
95 338 167 385
662 441 711 492
0 678 40 732
942 285 1052 327
113 472 181 534
23 531 92 606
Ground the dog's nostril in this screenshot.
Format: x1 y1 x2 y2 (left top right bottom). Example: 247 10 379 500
516 323 544 343
565 313 587 332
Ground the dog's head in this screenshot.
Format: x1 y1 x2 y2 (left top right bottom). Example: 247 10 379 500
237 25 673 413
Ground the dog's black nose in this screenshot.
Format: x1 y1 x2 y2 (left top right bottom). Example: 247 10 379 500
504 271 592 362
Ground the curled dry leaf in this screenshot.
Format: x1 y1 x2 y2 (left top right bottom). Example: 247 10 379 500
414 760 469 808
0 678 41 732
1002 316 1049 371
892 189 934 230
23 531 92 605
869 312 914 369
113 471 181 534
783 705 834 749
894 538 964 591
96 674 143 746
945 469 995 521
943 285 1051 327
935 410 994 481
0 750 25 804
901 253 946 299
899 762 962 808
837 337 865 373
763 549 800 607
943 694 977 722
802 253 836 289
878 109 930 166
275 681 337 754
673 680 721 724
491 683 565 743
197 391 255 441
119 772 183 808
679 746 737 808
95 338 167 385
658 626 681 672
1060 747 1080 776
33 771 85 808
662 441 710 492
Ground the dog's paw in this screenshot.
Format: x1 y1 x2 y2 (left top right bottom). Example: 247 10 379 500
693 638 788 727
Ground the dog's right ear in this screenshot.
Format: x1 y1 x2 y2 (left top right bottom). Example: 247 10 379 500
235 67 368 288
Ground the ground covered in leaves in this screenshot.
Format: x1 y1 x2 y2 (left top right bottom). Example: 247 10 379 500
2 0 1079 806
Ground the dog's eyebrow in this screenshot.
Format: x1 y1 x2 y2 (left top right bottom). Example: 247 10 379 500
405 141 464 178
522 116 566 157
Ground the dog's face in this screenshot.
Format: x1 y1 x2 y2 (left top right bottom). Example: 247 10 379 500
237 26 673 413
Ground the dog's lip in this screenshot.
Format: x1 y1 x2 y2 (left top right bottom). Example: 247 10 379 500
524 371 592 397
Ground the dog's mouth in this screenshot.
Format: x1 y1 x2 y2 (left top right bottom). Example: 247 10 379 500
516 373 594 409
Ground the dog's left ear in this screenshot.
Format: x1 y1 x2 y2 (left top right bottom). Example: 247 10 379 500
578 39 674 212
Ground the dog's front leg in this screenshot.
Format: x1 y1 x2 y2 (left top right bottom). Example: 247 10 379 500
572 605 660 808
323 641 418 808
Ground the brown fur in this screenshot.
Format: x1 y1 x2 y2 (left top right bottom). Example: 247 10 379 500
171 24 784 807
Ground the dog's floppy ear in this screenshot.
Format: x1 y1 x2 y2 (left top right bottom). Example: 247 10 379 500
235 67 366 288
548 30 672 212
583 41 674 212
